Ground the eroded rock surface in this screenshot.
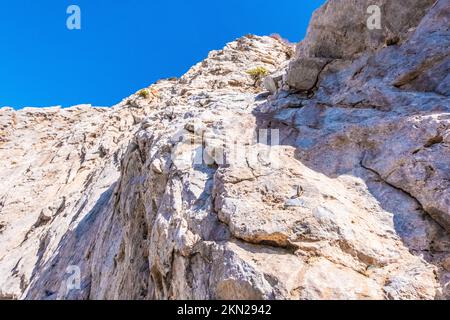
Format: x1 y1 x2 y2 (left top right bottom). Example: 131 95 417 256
0 0 449 300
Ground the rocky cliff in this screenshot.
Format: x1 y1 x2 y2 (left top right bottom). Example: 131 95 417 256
0 0 449 300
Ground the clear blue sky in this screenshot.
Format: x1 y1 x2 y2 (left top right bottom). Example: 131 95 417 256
0 0 325 109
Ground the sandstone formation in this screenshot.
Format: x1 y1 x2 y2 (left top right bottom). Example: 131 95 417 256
0 0 448 300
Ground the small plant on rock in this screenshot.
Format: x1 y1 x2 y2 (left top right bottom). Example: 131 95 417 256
246 66 269 86
138 89 150 99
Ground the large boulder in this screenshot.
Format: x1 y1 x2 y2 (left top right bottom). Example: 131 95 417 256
284 57 329 91
285 0 437 91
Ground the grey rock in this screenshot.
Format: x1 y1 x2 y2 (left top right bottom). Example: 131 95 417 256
263 70 284 94
0 1 449 301
285 57 329 91
284 198 305 208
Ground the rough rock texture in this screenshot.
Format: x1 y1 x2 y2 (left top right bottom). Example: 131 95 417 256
285 0 438 91
0 0 449 300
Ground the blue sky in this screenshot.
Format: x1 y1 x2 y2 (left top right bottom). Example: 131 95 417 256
0 0 325 109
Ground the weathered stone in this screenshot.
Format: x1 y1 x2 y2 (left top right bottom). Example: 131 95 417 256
443 257 450 272
263 70 284 94
285 57 328 91
296 0 436 60
0 1 449 301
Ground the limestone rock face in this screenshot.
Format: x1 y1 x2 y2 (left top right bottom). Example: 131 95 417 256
0 1 449 300
285 0 438 91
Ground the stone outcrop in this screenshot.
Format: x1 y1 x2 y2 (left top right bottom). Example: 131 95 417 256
285 0 438 91
0 0 449 300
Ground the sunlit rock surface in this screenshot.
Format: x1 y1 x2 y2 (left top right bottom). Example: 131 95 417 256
0 0 448 300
